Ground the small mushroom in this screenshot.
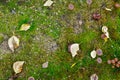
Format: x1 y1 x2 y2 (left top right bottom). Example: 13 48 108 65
114 58 118 62
68 3 74 10
111 60 115 64
96 57 102 63
116 64 120 68
86 0 92 5
90 74 98 80
101 34 107 39
107 60 111 64
28 76 35 80
114 3 120 8
92 12 101 20
101 34 108 42
96 49 103 56
117 61 120 64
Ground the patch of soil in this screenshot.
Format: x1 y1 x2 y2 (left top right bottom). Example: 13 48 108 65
61 13 84 34
0 40 11 54
33 32 58 54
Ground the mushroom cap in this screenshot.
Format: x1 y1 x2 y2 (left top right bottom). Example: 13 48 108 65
117 61 120 64
111 60 115 64
90 74 98 80
114 58 118 62
114 3 120 8
116 64 120 68
92 13 101 20
68 3 74 10
101 34 107 39
96 49 103 56
96 57 102 63
28 77 35 80
107 60 111 64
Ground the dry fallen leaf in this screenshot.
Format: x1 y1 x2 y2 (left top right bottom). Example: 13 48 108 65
105 32 109 38
13 61 24 74
90 73 98 80
8 36 20 52
71 63 77 68
105 7 112 11
68 43 80 58
90 50 96 58
42 61 49 68
102 26 108 33
44 0 53 6
20 24 31 31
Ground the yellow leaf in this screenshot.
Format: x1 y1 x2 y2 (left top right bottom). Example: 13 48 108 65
104 37 108 42
71 63 76 68
20 24 31 31
105 7 112 11
13 61 24 74
8 36 20 52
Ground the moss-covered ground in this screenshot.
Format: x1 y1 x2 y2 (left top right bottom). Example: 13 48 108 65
1 0 120 80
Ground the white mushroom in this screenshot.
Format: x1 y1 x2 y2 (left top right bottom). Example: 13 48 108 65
90 74 98 80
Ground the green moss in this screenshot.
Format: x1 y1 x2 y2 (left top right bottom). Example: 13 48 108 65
1 0 120 80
